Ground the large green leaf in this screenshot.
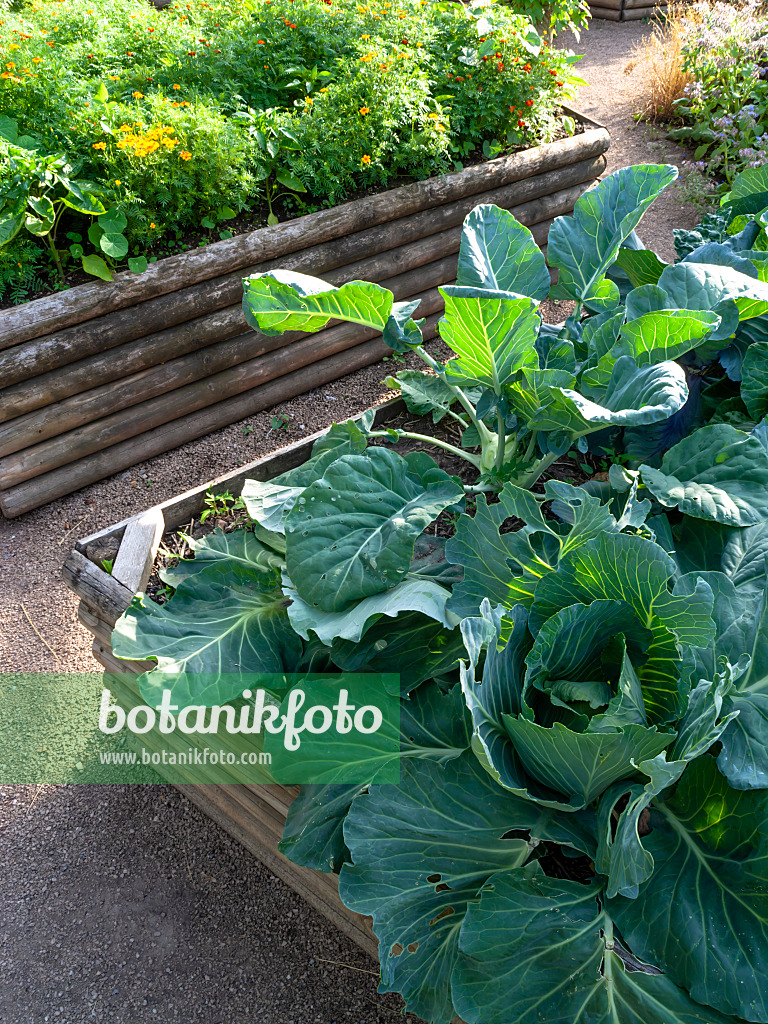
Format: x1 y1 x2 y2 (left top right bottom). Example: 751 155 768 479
721 519 768 592
330 609 466 695
339 753 595 1024
658 261 768 326
547 164 678 309
640 424 768 527
279 783 366 873
724 165 768 218
614 246 669 288
456 203 551 300
284 447 463 613
284 574 456 644
386 369 460 424
502 715 674 808
717 589 768 790
440 287 539 393
741 339 768 420
160 528 284 586
610 754 768 1021
460 601 582 810
524 357 688 439
112 565 302 707
242 269 394 336
530 532 715 723
453 869 732 1024
617 310 720 366
446 481 617 619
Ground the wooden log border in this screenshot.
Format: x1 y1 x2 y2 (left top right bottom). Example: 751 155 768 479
1 111 608 518
588 0 668 18
62 400 408 958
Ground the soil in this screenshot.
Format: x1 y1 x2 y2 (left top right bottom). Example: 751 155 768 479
0 21 713 1024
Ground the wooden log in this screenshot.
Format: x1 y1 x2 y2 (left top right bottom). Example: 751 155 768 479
622 4 665 15
589 5 623 16
0 289 444 488
73 397 405 556
1 124 608 349
0 253 457 426
0 253 460 454
0 152 607 387
591 0 622 9
0 330 428 517
622 0 665 7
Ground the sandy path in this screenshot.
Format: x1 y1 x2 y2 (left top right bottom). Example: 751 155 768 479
0 21 707 1024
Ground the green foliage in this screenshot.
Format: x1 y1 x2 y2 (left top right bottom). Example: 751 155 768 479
0 0 578 291
112 162 768 1024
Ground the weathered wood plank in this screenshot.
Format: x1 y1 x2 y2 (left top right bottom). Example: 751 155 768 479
63 548 134 622
110 509 165 595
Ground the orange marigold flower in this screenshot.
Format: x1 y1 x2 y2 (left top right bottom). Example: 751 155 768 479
523 63 531 72
179 150 191 160
525 99 533 106
133 90 144 98
31 56 42 62
150 222 156 228
173 83 181 89
361 154 371 164
359 106 369 115
92 140 107 149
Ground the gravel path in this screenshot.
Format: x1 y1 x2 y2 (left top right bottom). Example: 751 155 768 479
0 21 708 1024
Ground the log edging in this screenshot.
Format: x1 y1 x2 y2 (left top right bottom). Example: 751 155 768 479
1 113 609 517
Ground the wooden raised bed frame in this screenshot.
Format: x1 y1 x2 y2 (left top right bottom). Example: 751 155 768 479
1 108 608 519
62 400 415 959
588 0 667 21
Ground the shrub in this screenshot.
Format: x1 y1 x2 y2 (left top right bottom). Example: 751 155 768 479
113 163 768 1024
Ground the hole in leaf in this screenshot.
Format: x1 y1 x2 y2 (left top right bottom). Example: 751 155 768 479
435 882 451 893
390 943 403 958
427 873 441 884
407 942 419 953
429 906 455 926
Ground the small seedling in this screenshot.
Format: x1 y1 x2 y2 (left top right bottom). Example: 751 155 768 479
200 489 246 524
267 413 290 436
242 424 254 435
101 558 114 574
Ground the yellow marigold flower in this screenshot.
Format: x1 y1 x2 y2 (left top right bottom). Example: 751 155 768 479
5 62 15 69
133 90 144 98
427 112 439 118
31 56 42 63
361 52 374 62
172 83 181 89
118 123 131 131
8 43 19 50
115 179 121 185
361 154 371 164
92 141 107 150
179 149 191 160
361 33 370 38
305 96 313 104
150 222 156 228
359 106 369 115
170 101 180 107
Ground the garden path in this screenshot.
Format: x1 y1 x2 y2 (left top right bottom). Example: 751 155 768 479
0 20 710 1024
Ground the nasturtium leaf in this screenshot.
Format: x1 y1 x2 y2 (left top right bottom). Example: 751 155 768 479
285 447 463 613
741 339 768 420
610 754 768 1021
99 231 129 259
639 424 768 527
440 287 539 393
81 253 113 281
456 203 551 299
160 528 284 586
547 164 678 308
386 369 459 424
127 255 148 274
98 207 128 233
530 532 715 723
112 565 302 707
454 870 731 1024
242 269 394 336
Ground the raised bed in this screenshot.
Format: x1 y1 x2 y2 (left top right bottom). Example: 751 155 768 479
588 0 667 20
0 108 609 519
61 400 412 959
